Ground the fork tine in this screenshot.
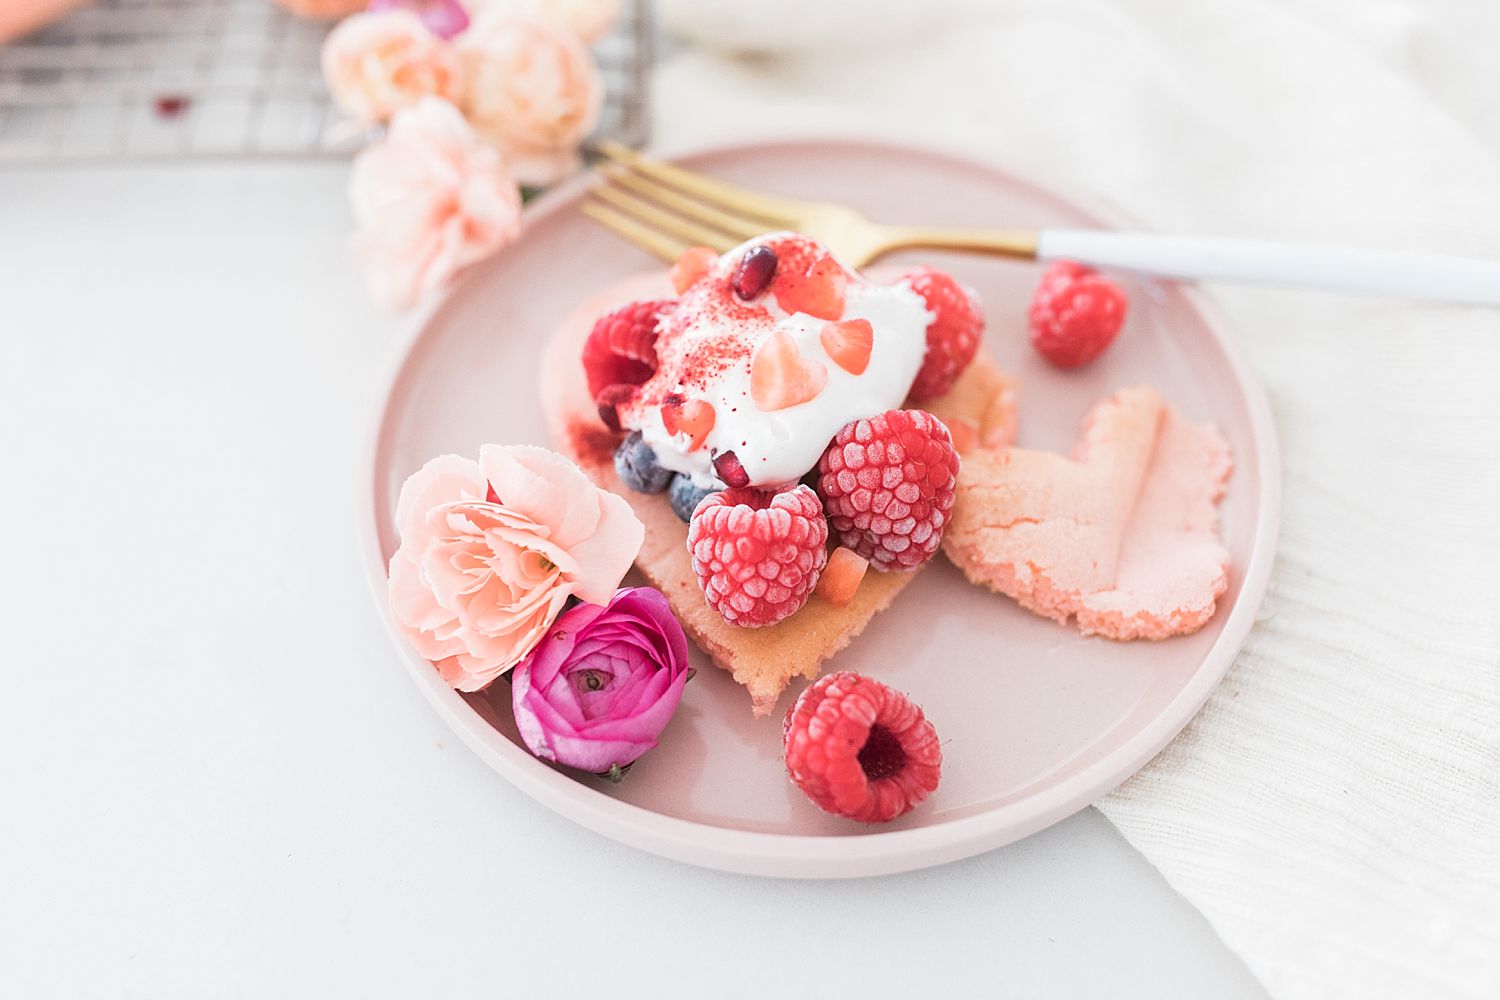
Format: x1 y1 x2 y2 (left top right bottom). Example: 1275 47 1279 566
580 202 693 263
601 166 766 241
588 186 739 254
596 141 805 227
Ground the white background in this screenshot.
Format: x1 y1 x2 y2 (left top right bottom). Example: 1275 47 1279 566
0 163 1268 997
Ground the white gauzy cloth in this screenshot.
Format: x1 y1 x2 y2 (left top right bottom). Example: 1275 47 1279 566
652 2 1500 996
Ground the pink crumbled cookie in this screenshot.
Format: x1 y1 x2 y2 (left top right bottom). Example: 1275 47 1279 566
942 386 1232 640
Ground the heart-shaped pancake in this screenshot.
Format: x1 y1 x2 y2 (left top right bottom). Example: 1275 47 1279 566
942 386 1232 640
541 272 1015 715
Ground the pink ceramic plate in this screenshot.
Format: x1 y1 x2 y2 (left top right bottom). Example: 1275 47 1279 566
360 138 1280 878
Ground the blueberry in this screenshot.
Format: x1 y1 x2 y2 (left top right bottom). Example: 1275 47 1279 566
668 474 714 522
614 431 673 494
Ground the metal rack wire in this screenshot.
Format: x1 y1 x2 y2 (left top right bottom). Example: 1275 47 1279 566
0 0 651 164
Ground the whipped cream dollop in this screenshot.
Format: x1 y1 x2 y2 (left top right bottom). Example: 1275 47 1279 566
619 234 931 489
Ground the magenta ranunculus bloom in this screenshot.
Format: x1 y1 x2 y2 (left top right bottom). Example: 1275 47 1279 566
511 587 690 775
368 0 469 41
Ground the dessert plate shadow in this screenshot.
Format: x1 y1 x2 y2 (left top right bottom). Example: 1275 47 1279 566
360 137 1280 878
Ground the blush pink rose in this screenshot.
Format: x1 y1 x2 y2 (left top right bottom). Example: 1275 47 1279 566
348 97 522 310
367 0 470 40
388 445 644 692
321 10 462 123
512 587 690 774
464 0 620 44
458 13 604 185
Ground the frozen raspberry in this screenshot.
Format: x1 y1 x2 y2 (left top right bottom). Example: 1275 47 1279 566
816 408 959 571
1028 261 1127 368
783 671 942 823
686 486 828 627
901 267 984 403
581 299 673 400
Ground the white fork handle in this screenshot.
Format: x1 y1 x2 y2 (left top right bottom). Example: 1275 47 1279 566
1037 229 1500 306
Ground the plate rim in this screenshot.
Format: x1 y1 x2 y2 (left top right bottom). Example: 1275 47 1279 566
357 134 1282 879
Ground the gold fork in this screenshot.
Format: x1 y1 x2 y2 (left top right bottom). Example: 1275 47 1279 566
584 141 1037 269
581 141 1500 305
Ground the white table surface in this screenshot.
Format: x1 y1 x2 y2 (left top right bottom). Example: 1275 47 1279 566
0 162 1269 998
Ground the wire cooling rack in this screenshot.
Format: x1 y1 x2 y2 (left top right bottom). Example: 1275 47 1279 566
0 0 651 164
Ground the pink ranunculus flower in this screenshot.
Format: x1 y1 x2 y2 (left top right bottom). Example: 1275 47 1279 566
348 97 521 310
464 0 620 45
512 587 691 774
367 0 470 40
457 13 604 186
388 445 644 692
321 9 462 123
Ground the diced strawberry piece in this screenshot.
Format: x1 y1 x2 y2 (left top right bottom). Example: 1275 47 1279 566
774 256 847 321
819 318 873 375
669 246 718 294
661 397 716 451
815 547 869 607
750 330 828 412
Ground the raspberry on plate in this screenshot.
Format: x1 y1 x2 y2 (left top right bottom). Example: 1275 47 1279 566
1028 260 1127 368
816 408 960 571
686 485 828 627
901 267 984 403
783 671 942 823
582 298 674 401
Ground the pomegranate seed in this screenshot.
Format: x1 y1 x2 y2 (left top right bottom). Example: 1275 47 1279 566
595 383 637 433
732 246 777 300
713 450 750 488
154 95 190 118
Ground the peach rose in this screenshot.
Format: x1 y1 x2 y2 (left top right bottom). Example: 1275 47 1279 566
274 0 365 21
388 445 644 692
321 10 462 123
458 13 604 185
348 97 522 310
465 0 620 44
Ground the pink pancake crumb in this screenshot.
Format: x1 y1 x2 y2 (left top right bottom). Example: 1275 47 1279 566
943 386 1232 641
